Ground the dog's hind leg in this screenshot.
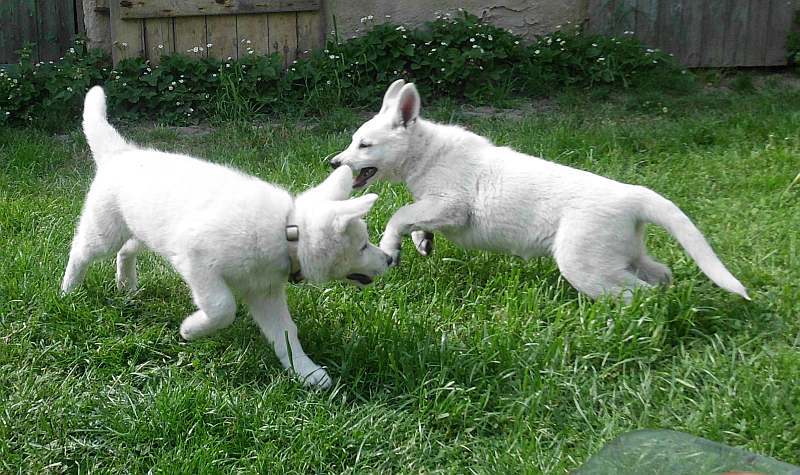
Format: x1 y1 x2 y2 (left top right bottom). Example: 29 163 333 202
116 238 143 292
245 291 331 388
62 188 130 294
554 216 652 303
631 254 672 286
178 268 237 340
629 222 671 286
411 231 434 256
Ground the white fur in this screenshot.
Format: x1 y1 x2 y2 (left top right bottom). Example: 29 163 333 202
63 86 390 388
331 80 749 302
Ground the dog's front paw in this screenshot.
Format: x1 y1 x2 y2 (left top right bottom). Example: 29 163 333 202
380 243 402 267
411 231 434 256
293 357 332 389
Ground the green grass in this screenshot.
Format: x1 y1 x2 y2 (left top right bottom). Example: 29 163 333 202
2 77 800 473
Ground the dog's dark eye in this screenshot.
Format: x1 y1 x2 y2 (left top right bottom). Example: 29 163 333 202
358 141 372 149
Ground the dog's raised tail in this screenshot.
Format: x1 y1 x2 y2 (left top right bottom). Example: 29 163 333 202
83 86 131 162
637 188 750 300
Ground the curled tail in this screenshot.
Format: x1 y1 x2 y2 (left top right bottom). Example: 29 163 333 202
637 188 750 300
83 86 132 163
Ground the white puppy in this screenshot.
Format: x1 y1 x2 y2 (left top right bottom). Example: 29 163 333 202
330 80 749 302
62 86 391 388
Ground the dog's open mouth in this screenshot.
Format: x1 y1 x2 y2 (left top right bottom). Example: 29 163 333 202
346 273 373 285
353 167 377 188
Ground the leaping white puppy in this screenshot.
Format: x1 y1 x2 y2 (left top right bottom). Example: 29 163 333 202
330 80 749 302
62 86 392 388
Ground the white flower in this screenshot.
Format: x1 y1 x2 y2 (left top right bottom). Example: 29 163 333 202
514 40 520 45
168 85 174 91
176 101 181 105
66 86 73 92
592 43 598 47
597 57 605 62
329 55 336 59
472 45 479 49
158 44 164 49
440 67 445 72
179 79 184 83
69 48 75 54
469 37 475 42
121 42 128 48
488 35 493 41
121 82 126 86
534 49 540 54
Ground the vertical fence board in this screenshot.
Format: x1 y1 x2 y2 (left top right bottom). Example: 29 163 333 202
236 14 270 56
6 0 39 62
36 0 76 62
680 0 705 67
726 0 751 66
268 12 298 66
296 11 321 58
174 16 208 58
110 1 144 63
144 17 174 65
745 0 770 66
700 0 728 66
206 15 238 60
634 0 659 47
764 0 792 65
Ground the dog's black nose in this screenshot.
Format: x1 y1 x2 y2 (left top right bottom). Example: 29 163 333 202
329 158 341 169
386 254 394 266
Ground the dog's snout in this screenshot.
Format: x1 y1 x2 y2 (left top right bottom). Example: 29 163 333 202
329 157 342 169
385 254 394 266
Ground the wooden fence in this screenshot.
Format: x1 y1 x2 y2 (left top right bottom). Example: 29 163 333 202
588 0 795 67
0 0 83 64
109 0 323 66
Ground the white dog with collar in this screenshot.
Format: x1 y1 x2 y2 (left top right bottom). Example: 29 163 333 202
62 86 391 388
330 80 749 302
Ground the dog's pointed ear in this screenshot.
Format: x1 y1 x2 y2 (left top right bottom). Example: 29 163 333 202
309 166 353 201
395 83 420 128
380 79 406 114
334 193 378 231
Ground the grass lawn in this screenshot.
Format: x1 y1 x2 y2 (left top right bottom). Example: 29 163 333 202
2 76 799 473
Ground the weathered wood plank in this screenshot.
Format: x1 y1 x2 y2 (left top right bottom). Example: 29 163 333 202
680 0 705 67
656 0 685 63
700 0 729 67
119 0 319 19
206 15 238 60
37 0 69 62
76 0 86 35
3 0 39 63
723 0 751 66
764 0 792 66
144 17 174 64
634 0 659 48
744 0 770 66
236 14 270 56
174 16 208 58
587 0 614 35
110 0 144 63
268 12 298 66
296 10 321 58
